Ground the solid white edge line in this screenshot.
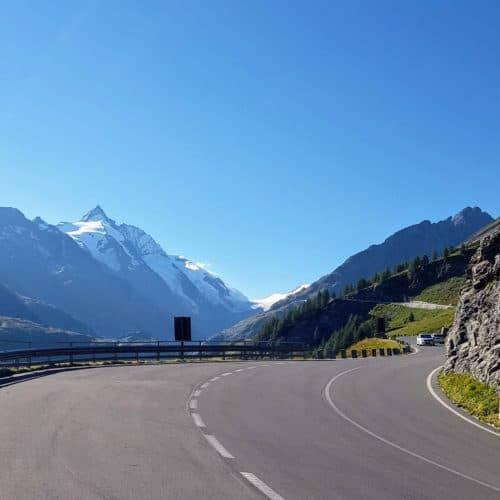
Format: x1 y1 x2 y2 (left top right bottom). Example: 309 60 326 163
324 367 500 494
204 434 235 459
189 399 198 410
426 366 500 438
192 413 206 428
221 372 232 376
210 376 220 382
235 368 244 372
240 472 285 500
193 389 202 397
201 382 210 389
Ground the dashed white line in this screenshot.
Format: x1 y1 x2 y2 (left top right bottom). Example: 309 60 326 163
210 376 220 382
241 472 285 500
192 413 206 428
426 366 500 437
193 389 202 397
324 367 500 494
221 372 232 376
204 434 234 459
200 382 210 389
235 368 244 372
189 399 198 410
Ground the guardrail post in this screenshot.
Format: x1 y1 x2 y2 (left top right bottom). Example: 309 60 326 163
371 348 377 357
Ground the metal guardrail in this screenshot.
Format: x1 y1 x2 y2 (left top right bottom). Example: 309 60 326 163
0 340 310 367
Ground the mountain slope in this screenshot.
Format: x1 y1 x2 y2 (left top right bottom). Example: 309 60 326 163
219 207 493 340
0 207 171 339
57 206 256 338
0 282 38 322
254 247 476 348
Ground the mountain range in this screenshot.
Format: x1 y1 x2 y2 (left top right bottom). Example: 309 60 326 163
0 206 257 341
217 207 494 340
0 205 494 344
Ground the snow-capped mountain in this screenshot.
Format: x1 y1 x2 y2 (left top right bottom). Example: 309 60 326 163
0 207 171 339
252 284 310 311
58 206 256 337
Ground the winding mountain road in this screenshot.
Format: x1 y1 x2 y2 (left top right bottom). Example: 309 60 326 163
0 346 498 499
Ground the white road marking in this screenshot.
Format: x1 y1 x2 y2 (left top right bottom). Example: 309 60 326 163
189 399 198 410
324 367 500 494
235 368 244 372
426 366 500 437
192 413 206 428
193 390 202 397
204 434 234 459
200 382 210 389
240 472 285 500
210 376 220 382
221 372 232 376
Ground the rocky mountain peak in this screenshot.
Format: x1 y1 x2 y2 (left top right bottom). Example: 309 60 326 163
81 205 114 223
451 206 489 226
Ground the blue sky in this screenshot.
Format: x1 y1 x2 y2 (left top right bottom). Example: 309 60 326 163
1 1 499 298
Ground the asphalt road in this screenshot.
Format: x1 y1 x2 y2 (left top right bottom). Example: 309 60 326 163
0 347 498 499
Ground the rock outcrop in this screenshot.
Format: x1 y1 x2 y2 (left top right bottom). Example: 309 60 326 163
445 231 500 386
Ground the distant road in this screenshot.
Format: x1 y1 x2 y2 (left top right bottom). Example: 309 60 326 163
392 300 454 309
0 348 498 499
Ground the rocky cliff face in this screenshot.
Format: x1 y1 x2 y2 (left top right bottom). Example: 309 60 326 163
445 231 500 386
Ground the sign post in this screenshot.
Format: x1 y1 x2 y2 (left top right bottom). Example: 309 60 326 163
174 317 191 360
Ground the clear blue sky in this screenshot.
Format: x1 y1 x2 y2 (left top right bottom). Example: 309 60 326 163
1 1 499 298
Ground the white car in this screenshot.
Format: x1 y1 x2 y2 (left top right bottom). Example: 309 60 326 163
417 333 435 346
431 334 445 344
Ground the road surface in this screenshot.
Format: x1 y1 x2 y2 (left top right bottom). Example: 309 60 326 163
0 347 498 499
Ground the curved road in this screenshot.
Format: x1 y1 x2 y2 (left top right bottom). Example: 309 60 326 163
0 347 498 499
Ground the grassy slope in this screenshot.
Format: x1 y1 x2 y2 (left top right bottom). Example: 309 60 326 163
348 337 401 351
413 276 466 306
370 304 455 337
438 370 499 428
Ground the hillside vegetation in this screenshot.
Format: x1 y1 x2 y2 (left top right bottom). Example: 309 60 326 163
414 276 466 306
253 241 477 356
370 304 455 337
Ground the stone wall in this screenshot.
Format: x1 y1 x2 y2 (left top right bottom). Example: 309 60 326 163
445 231 500 386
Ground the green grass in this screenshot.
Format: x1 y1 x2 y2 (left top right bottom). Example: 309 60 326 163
370 303 455 337
438 370 499 428
413 276 466 306
345 338 403 357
